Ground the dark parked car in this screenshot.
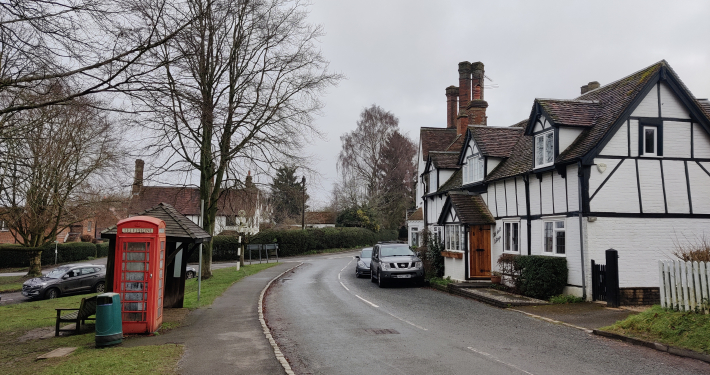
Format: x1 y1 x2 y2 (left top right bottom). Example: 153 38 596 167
370 243 424 287
22 264 106 300
354 247 373 278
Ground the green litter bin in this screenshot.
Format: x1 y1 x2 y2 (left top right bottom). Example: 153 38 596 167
96 292 122 347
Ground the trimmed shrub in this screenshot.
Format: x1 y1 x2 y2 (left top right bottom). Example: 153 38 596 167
514 255 568 300
96 242 109 258
0 241 102 268
80 234 94 242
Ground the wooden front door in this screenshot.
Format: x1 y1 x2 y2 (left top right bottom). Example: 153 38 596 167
469 225 491 278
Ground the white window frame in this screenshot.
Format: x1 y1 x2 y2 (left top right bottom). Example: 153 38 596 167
503 220 520 253
534 130 555 168
642 126 657 157
0 220 7 231
445 224 463 251
410 227 419 247
464 154 484 185
542 219 566 256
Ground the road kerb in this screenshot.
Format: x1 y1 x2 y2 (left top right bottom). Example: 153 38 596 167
592 329 710 364
508 308 593 333
259 262 302 375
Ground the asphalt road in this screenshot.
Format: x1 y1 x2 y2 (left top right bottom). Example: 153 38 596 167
264 251 710 375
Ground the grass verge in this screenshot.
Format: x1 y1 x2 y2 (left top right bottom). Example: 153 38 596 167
0 262 280 374
549 294 585 304
183 262 279 308
601 305 710 354
0 275 29 292
428 276 454 288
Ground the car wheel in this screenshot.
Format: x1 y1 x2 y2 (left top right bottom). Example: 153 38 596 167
45 288 60 300
94 281 106 293
377 271 386 288
186 271 195 279
355 270 360 278
370 269 376 283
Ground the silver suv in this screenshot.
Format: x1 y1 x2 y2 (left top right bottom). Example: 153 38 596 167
370 243 424 287
22 264 106 299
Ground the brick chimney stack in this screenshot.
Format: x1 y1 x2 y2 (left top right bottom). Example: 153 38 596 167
467 62 488 126
245 170 253 189
458 61 472 112
132 159 144 196
445 86 459 129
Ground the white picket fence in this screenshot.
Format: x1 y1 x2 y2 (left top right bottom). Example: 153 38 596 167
658 260 710 313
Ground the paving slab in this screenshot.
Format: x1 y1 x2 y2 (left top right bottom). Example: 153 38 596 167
450 286 549 307
37 347 77 359
122 262 295 375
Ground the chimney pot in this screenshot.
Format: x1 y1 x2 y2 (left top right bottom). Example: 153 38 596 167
580 84 589 95
587 81 600 91
470 61 485 100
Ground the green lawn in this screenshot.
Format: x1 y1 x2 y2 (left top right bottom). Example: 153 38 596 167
0 275 29 292
183 262 279 308
601 305 710 354
0 262 280 374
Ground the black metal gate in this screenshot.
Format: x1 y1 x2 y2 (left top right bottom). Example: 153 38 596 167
591 260 606 301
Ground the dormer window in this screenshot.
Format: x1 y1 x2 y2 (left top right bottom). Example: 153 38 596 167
463 154 484 184
535 131 554 168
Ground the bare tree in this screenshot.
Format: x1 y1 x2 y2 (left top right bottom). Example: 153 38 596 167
132 0 341 278
338 105 399 200
0 89 123 276
0 0 191 115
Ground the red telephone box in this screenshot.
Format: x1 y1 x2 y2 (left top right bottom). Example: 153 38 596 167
114 216 166 334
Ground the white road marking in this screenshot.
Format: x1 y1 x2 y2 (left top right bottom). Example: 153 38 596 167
340 282 350 291
385 311 428 331
467 347 534 375
338 273 341 280
355 294 379 308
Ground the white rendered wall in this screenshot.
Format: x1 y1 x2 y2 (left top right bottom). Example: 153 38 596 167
566 164 580 212
487 158 501 175
444 256 466 282
600 121 628 156
528 216 583 295
505 178 517 216
552 171 567 214
439 169 454 189
637 159 665 214
558 128 584 154
663 121 691 158
693 123 710 158
540 173 553 215
529 177 541 216
629 120 640 157
589 159 640 213
659 82 690 119
631 84 659 117
515 177 527 216
586 217 710 288
688 162 710 214
663 160 690 213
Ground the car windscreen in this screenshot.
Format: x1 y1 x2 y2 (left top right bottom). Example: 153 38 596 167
360 249 372 258
380 246 413 257
45 269 68 278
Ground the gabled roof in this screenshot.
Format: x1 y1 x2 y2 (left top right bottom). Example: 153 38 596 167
129 186 258 217
469 126 524 158
420 127 459 161
439 194 494 225
429 151 460 169
407 207 423 221
102 202 211 243
537 99 600 127
485 120 533 182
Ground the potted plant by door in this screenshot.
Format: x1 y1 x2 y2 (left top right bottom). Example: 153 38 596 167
490 271 502 284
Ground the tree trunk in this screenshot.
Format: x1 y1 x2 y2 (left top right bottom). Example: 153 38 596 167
27 249 43 277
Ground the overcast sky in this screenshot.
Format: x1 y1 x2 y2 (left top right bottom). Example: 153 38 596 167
260 0 710 208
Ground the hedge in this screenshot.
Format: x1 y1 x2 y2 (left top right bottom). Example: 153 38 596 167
0 242 106 269
514 255 568 300
184 227 398 262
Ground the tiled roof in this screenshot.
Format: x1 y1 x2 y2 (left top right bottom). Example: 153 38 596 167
129 186 258 217
305 211 336 224
448 194 494 225
538 99 600 127
445 134 465 152
556 61 663 162
407 207 423 221
437 168 462 193
420 128 459 161
430 151 460 169
469 126 524 157
102 203 211 242
485 120 533 182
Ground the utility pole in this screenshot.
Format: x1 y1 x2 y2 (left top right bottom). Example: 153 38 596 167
301 176 306 230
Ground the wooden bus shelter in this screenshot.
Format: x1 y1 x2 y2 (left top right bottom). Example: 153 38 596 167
101 203 211 308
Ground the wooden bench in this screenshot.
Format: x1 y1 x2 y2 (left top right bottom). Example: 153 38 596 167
55 296 97 336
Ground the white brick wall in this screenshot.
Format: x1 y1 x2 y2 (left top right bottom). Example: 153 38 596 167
444 256 466 282
663 160 690 213
586 217 710 289
637 159 665 213
589 159 640 213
